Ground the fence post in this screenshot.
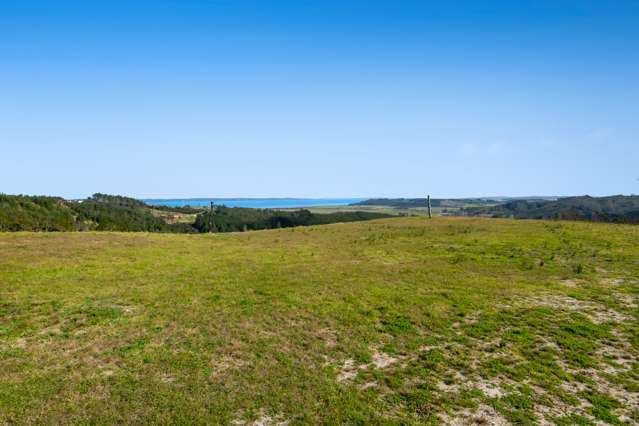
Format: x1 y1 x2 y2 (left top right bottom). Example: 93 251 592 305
214 201 219 232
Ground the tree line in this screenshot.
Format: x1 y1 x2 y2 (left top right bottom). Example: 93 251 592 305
457 195 639 224
192 205 390 233
0 193 392 232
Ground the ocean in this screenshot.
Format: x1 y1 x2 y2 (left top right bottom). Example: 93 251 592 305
143 198 365 209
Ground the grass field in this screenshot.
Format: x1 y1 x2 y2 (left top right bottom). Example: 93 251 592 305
1 217 638 424
277 205 440 216
149 208 200 224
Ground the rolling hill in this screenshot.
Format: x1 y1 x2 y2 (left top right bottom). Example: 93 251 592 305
1 217 637 424
0 193 391 233
458 195 639 223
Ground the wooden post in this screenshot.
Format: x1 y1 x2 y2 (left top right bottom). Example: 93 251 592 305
209 201 215 232
427 195 432 219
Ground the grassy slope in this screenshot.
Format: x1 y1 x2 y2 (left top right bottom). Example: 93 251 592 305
0 218 637 425
277 205 439 216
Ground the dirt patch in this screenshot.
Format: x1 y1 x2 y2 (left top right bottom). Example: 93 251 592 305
559 381 588 394
593 374 639 414
316 328 337 348
358 381 377 391
337 358 358 383
439 404 509 425
39 324 63 336
159 373 176 384
436 373 463 393
13 338 28 349
617 294 638 308
475 380 506 399
429 331 638 424
451 312 480 329
521 294 633 324
232 409 288 426
558 279 581 288
559 278 583 288
371 350 397 369
210 354 248 377
554 361 639 421
336 349 399 383
603 278 625 285
435 368 509 399
476 336 504 351
597 342 636 372
418 344 441 352
106 304 138 315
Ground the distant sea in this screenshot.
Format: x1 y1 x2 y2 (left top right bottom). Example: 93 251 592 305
143 198 366 209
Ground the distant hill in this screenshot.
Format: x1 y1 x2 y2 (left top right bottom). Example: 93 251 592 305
351 198 503 208
0 193 392 232
457 195 639 223
352 197 558 209
71 193 171 232
0 193 171 232
0 194 77 231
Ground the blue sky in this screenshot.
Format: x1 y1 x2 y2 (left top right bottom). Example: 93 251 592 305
1 1 638 199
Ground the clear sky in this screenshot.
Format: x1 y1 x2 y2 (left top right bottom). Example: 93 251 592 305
1 1 638 199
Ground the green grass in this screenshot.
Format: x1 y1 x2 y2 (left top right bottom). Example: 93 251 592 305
0 217 638 424
276 204 442 216
150 208 199 224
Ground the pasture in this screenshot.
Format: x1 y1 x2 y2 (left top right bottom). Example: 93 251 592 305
1 218 637 424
